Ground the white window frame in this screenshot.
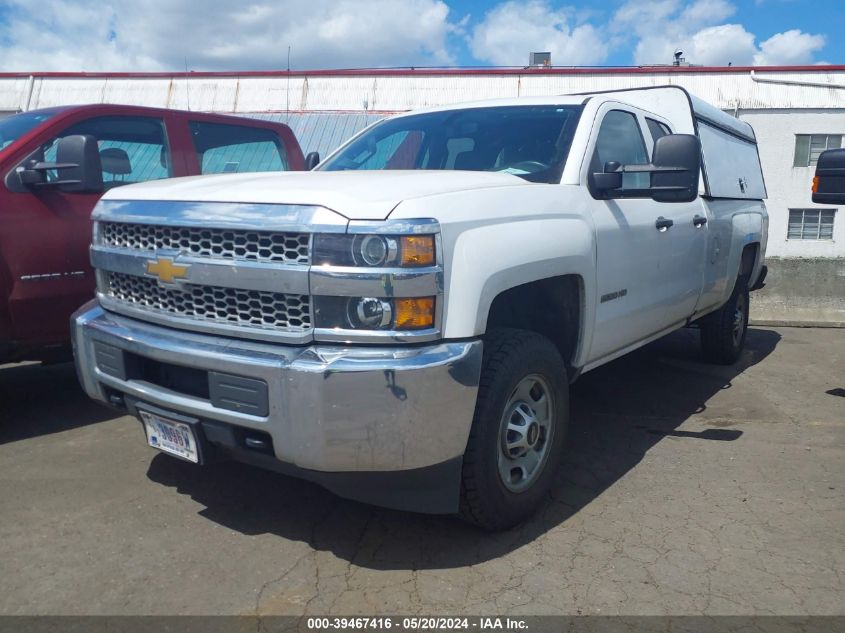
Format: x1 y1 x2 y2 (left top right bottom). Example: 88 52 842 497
787 208 836 241
794 134 843 167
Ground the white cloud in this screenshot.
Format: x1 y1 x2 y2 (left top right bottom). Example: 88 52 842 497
0 0 461 72
611 0 678 31
0 0 828 72
754 29 826 65
686 24 757 65
469 1 607 67
614 0 826 66
676 0 735 28
633 22 759 66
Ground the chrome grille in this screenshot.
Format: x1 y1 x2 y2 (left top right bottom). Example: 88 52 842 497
100 222 310 265
105 272 311 331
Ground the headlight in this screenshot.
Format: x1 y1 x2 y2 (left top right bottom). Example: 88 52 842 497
312 222 440 339
356 235 397 266
350 297 392 328
315 296 436 331
313 234 435 267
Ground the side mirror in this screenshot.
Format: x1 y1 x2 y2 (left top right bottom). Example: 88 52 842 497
593 161 622 191
591 134 701 203
15 134 103 193
56 134 103 193
650 134 701 203
813 148 845 204
304 151 320 171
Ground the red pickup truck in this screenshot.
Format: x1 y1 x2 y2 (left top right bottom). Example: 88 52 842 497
0 104 304 363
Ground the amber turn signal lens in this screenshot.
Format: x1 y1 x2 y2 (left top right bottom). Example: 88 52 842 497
400 235 435 267
812 175 819 194
394 297 435 330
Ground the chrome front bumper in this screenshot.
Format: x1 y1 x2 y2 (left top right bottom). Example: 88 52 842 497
72 302 482 479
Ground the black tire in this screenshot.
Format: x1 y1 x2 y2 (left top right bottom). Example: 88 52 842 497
459 328 569 531
700 274 750 365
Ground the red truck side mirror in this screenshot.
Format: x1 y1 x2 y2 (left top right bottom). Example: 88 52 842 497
304 151 320 170
15 134 103 193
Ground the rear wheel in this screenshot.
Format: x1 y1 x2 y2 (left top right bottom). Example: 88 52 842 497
700 274 749 365
459 329 568 531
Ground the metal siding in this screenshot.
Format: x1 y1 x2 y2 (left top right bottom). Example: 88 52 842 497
182 77 239 111
3 68 844 114
228 77 307 112
99 78 175 108
0 77 31 111
247 112 384 156
371 76 519 110
28 77 116 109
298 76 380 111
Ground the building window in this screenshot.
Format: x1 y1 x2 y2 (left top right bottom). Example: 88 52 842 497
787 209 836 240
794 134 842 167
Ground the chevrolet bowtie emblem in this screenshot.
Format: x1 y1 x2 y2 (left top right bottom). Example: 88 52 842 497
146 257 189 284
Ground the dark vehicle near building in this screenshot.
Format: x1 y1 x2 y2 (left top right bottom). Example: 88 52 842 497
0 104 304 363
813 147 845 204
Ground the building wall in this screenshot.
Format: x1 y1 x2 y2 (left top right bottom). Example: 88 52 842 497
2 68 844 113
740 109 845 258
1 68 842 323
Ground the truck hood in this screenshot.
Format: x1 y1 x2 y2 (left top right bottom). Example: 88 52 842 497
103 170 526 220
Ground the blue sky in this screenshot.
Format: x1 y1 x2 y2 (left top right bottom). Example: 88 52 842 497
449 0 843 66
0 0 840 72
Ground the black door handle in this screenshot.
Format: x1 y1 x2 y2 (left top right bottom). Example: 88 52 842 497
655 217 674 231
693 215 708 227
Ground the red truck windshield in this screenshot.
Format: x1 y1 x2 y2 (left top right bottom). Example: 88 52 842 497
320 105 584 184
0 110 58 151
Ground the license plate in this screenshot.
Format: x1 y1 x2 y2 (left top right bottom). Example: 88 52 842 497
139 409 199 463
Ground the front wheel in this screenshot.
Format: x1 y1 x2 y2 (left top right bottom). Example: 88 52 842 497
700 274 750 365
459 329 569 530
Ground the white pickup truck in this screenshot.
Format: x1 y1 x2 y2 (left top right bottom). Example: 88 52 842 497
73 86 768 530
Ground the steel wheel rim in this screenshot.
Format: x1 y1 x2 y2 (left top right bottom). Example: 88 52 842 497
497 374 554 493
732 292 746 346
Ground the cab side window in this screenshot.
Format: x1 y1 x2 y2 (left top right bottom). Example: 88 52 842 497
44 116 170 190
591 110 649 191
190 121 288 174
646 118 672 142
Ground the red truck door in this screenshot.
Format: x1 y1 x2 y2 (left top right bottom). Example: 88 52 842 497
1 113 180 349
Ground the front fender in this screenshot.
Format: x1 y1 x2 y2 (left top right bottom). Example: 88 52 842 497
441 217 596 344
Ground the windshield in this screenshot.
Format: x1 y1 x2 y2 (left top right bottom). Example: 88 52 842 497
320 105 584 184
0 110 58 151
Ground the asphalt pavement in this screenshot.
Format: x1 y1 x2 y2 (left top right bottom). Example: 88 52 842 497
1 326 843 616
